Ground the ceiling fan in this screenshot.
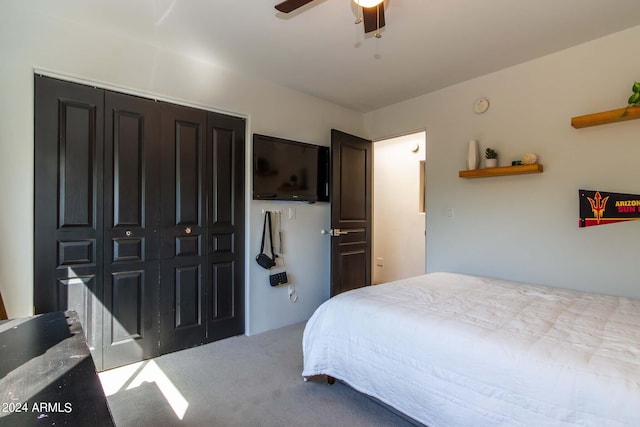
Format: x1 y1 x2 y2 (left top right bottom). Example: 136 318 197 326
275 0 386 38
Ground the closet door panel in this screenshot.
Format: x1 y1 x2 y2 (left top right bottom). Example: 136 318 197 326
102 91 160 369
211 261 234 320
160 103 208 353
173 264 201 328
34 75 105 369
206 112 245 341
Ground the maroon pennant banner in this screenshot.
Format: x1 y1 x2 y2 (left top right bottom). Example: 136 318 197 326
579 189 640 228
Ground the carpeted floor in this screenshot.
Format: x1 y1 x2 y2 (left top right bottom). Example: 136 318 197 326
99 322 419 427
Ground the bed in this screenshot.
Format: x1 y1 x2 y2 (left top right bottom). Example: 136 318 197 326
302 272 640 426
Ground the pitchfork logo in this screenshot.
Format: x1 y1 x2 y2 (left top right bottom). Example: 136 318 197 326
587 191 609 224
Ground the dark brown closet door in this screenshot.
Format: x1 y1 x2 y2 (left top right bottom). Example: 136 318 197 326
159 103 208 353
34 76 105 368
206 112 245 341
102 91 161 369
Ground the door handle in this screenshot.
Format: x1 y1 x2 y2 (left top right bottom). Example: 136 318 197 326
185 226 192 234
328 228 364 236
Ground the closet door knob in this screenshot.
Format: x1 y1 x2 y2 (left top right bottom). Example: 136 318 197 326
125 230 132 237
185 227 192 234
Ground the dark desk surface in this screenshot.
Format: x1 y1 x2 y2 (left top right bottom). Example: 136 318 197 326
0 311 114 426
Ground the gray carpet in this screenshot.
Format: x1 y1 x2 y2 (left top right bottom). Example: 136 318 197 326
103 322 419 427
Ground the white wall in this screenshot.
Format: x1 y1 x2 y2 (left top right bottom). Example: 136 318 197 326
0 1 364 334
373 132 426 284
365 25 640 298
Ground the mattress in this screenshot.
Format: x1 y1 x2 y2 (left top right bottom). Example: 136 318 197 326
302 272 640 426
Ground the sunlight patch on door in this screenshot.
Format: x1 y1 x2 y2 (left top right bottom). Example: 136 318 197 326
99 360 189 420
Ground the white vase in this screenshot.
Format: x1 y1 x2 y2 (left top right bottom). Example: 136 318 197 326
466 139 479 170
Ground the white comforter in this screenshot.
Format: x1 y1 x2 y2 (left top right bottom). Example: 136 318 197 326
302 273 640 426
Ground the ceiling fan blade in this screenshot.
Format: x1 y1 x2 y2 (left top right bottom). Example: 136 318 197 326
362 4 385 33
275 0 315 13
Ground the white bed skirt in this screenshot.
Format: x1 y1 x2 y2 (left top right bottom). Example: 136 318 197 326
302 273 640 427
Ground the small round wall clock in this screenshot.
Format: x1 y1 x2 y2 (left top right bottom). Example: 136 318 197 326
473 98 490 114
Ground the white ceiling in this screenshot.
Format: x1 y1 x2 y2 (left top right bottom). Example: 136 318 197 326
35 0 640 112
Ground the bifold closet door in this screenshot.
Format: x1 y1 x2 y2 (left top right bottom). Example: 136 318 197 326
206 112 245 341
102 91 161 370
35 75 247 369
34 76 106 369
159 103 208 354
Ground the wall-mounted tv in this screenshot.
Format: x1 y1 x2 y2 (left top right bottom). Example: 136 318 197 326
253 134 329 203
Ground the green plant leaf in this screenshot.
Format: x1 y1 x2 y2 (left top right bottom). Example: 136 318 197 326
633 81 640 93
629 91 640 105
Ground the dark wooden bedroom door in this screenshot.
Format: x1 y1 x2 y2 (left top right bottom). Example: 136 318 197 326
329 129 372 296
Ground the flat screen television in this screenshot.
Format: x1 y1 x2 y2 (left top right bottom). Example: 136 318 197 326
253 134 329 202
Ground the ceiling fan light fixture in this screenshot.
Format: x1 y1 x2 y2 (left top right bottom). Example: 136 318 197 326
353 0 383 8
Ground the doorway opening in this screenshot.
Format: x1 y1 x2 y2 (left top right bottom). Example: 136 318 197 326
372 131 426 284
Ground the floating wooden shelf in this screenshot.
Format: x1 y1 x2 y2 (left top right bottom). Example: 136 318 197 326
459 163 543 179
571 105 640 128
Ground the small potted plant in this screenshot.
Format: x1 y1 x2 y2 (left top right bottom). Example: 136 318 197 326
628 81 640 106
485 148 498 168
619 82 640 119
